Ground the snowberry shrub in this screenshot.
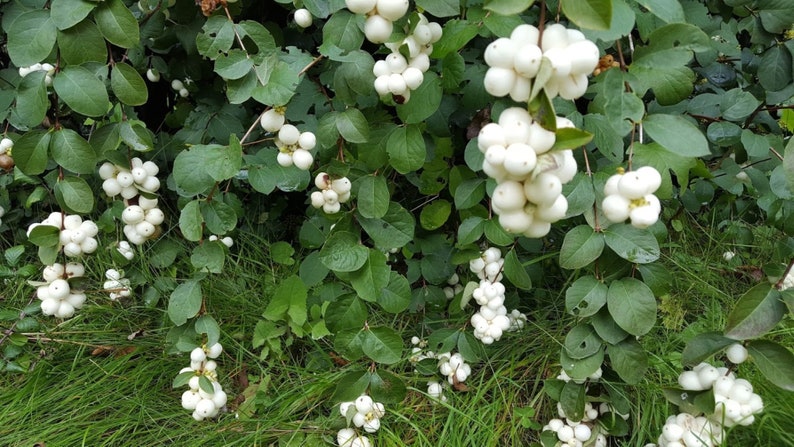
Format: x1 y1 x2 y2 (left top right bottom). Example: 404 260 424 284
1 2 793 447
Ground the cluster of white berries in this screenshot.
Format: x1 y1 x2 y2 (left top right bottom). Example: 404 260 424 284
677 361 763 427
442 273 463 299
260 109 316 171
653 413 725 447
345 0 409 43
336 394 385 446
100 158 164 245
478 109 578 238
294 8 313 28
179 343 228 421
121 198 164 245
99 158 161 199
116 240 135 261
649 357 764 447
542 418 605 447
19 62 56 85
27 212 100 257
103 269 131 301
601 167 662 229
483 24 599 102
336 428 372 447
208 235 234 248
0 137 13 155
373 13 442 102
310 173 351 214
35 262 87 318
437 351 472 385
544 370 616 447
171 78 190 98
468 247 527 344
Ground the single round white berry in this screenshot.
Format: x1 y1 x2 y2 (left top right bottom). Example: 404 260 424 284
402 67 424 90
292 148 314 170
122 205 146 225
98 162 117 180
171 79 184 90
346 0 376 14
726 343 748 364
144 208 165 225
146 68 160 82
276 151 293 167
485 38 519 69
260 109 286 133
294 8 312 28
376 0 408 21
364 14 393 44
483 67 517 98
601 194 631 223
278 124 300 146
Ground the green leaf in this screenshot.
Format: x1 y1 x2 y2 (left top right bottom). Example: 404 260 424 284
50 128 97 174
707 121 742 147
758 0 794 34
355 175 389 219
720 88 762 122
195 315 221 347
415 0 459 16
325 295 368 333
94 0 140 48
350 249 391 303
663 388 715 415
561 347 605 381
746 340 794 391
200 200 237 235
173 145 222 196
54 176 94 214
53 66 110 117
264 275 307 328
603 223 660 264
741 130 770 159
387 125 426 174
559 225 605 269
379 272 412 313
191 241 225 274
681 332 736 367
758 45 793 92
564 323 602 359
724 284 785 340
559 381 586 422
643 114 709 157
369 370 407 404
607 338 648 384
319 231 369 272
454 178 486 210
358 202 415 250
565 276 608 317
337 108 370 143
7 10 57 67
582 0 635 42
179 200 204 242
196 16 236 59
483 0 534 15
168 280 203 326
362 326 403 364
607 277 657 336
110 63 148 106
551 127 594 151
58 20 108 65
633 0 684 23
592 308 629 344
561 0 612 31
331 370 371 402
214 49 254 80
457 217 486 246
28 224 60 248
504 248 532 290
50 0 95 30
12 130 51 175
15 72 49 128
252 61 299 107
420 200 452 231
119 121 153 152
396 72 443 124
320 10 364 53
430 20 479 58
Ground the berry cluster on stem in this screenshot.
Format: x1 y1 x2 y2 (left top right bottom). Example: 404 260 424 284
601 166 662 229
179 343 227 421
310 172 352 214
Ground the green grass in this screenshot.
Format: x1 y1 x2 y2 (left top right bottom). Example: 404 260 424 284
1 210 793 447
